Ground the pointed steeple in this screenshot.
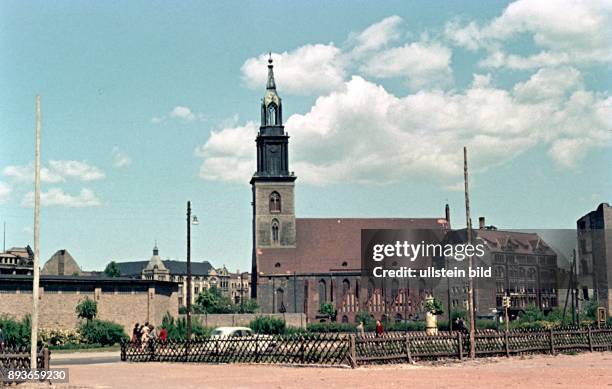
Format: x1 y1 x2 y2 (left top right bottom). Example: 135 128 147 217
266 52 276 90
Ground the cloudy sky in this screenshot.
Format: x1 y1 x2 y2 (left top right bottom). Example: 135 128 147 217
1 0 610 271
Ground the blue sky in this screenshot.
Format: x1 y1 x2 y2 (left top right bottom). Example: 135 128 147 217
1 1 610 272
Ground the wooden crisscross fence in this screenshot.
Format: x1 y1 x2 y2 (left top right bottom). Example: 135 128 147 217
0 346 50 383
121 333 348 365
121 326 612 368
352 326 612 365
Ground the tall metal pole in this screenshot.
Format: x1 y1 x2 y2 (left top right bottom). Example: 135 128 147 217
463 146 476 358
186 201 192 341
31 95 41 368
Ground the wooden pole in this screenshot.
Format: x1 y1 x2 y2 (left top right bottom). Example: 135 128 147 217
31 95 41 368
186 201 192 341
463 146 476 358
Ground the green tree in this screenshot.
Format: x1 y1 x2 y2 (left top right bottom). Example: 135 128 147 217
76 297 97 321
103 261 121 277
319 302 337 321
239 299 259 314
195 286 235 313
424 298 445 315
518 304 544 323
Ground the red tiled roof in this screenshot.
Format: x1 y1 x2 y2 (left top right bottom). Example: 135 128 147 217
258 217 447 274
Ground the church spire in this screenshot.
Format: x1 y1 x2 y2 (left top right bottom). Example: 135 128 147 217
266 53 276 90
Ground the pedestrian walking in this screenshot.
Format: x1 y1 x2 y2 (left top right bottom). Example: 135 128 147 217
132 323 140 344
375 320 384 337
356 321 365 338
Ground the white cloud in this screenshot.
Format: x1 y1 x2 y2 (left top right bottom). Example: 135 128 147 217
360 41 452 88
446 0 612 69
195 75 611 185
111 146 132 168
48 160 105 181
170 106 196 121
513 67 582 102
195 122 257 182
0 181 11 204
21 188 102 208
152 106 205 124
3 164 65 183
241 44 347 95
350 16 403 55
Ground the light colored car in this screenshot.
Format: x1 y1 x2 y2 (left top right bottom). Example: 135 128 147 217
208 327 275 353
210 327 254 338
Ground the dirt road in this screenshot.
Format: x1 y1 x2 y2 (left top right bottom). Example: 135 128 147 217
25 352 612 389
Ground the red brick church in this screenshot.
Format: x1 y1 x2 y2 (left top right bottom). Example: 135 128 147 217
250 56 450 323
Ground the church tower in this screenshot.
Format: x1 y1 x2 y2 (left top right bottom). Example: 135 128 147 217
251 55 296 297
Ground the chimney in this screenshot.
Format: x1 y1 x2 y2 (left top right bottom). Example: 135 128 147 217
478 216 485 230
445 204 451 226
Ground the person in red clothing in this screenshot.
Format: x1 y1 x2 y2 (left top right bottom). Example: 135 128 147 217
375 320 384 337
158 327 167 344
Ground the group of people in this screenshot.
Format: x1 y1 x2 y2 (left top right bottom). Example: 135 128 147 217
132 322 167 347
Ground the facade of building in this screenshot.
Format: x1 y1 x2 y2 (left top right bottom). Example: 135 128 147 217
250 58 452 323
577 203 612 316
0 274 178 332
114 246 250 307
435 218 559 320
0 246 34 275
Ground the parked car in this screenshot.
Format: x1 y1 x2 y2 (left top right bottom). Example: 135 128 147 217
207 327 276 354
210 327 254 338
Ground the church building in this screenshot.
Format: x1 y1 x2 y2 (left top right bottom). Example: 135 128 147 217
250 57 450 323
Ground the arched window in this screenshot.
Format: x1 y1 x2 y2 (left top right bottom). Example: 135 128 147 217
318 279 327 303
342 279 350 295
271 219 279 244
267 104 277 125
341 315 349 323
276 288 285 313
269 192 281 213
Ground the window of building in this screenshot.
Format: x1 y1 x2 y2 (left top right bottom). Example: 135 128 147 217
267 104 277 125
269 192 281 213
318 279 327 303
342 279 350 295
271 219 280 243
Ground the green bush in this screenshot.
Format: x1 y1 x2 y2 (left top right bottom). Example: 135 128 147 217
384 321 426 332
355 311 375 326
39 328 81 346
249 316 286 335
78 319 127 346
307 322 356 333
0 315 31 347
161 312 211 340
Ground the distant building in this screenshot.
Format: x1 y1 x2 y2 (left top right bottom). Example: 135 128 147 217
113 245 250 308
42 249 84 276
436 218 560 320
0 246 34 275
577 203 612 316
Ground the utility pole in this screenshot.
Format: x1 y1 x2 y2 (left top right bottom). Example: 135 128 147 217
31 95 41 368
463 146 476 358
186 201 192 341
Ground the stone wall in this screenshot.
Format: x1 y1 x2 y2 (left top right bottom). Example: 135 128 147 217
184 313 306 328
0 276 178 333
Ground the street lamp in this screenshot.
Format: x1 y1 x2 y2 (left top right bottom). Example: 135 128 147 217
186 201 198 342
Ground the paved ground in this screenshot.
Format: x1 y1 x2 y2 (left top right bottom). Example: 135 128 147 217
19 352 612 389
50 351 121 366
